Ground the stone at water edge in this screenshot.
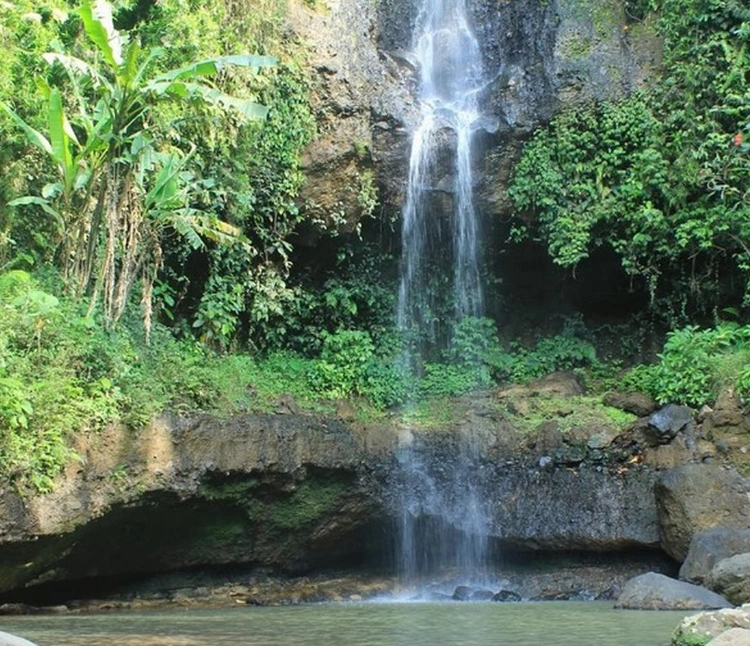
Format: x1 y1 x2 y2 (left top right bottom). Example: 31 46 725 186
707 628 750 645
0 632 40 646
471 589 496 601
708 554 750 605
680 529 750 585
654 464 750 561
493 590 522 602
452 586 472 601
614 572 731 610
671 604 750 645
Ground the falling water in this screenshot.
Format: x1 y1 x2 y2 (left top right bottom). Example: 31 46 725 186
395 0 491 590
396 0 485 333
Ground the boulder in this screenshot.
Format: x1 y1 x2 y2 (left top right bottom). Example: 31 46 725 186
0 633 39 646
452 586 472 601
707 628 750 645
493 589 522 602
672 605 750 645
681 530 750 585
655 465 750 561
470 588 495 601
614 572 731 610
603 391 657 417
648 405 694 444
708 554 750 605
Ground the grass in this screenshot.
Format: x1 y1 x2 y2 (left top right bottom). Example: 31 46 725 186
495 394 638 437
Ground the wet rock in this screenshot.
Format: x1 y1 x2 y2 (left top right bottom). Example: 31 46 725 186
648 405 694 445
655 464 750 561
673 605 750 645
707 554 750 605
471 588 495 601
603 392 657 417
707 628 750 645
596 584 621 601
554 445 586 466
493 590 522 602
614 572 731 610
681 529 750 585
491 465 660 551
452 586 473 601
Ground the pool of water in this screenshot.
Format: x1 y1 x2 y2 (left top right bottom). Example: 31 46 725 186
0 602 689 646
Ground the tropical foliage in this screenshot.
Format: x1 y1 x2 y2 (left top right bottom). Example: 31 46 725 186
510 0 750 318
2 0 750 494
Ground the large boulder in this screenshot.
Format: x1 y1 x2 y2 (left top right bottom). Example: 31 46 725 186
655 464 750 561
707 554 750 605
707 628 750 645
615 572 731 610
672 605 750 645
680 529 750 584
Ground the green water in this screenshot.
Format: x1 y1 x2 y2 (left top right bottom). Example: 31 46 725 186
0 602 689 646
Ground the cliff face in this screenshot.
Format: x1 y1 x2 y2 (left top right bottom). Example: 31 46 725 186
291 0 662 233
0 411 665 597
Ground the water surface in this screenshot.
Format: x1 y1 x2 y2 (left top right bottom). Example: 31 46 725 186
1 602 689 646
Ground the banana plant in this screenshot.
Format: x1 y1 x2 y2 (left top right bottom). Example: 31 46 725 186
2 0 275 332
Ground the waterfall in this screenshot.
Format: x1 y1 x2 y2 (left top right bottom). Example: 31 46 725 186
396 0 484 334
395 0 491 590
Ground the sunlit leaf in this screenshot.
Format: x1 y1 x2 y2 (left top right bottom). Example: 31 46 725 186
78 0 123 69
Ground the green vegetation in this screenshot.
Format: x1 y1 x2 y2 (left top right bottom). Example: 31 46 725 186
2 0 750 495
621 323 750 408
510 1 750 319
269 479 349 529
498 395 638 437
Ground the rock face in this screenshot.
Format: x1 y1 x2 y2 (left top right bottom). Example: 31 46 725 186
654 464 750 561
290 0 661 234
673 605 750 646
0 415 390 595
708 554 750 605
680 530 750 585
0 412 666 598
614 572 731 610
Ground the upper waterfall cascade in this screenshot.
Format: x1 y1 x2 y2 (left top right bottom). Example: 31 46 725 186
397 0 486 334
